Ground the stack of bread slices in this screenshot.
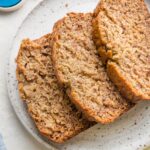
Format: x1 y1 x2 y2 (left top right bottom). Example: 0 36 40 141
16 0 150 143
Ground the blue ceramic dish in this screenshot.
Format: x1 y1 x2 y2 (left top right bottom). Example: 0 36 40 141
0 0 22 7
0 0 25 12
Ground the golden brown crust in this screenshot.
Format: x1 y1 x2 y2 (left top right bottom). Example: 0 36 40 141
16 34 94 143
93 0 150 102
52 13 134 124
107 61 150 101
67 88 133 124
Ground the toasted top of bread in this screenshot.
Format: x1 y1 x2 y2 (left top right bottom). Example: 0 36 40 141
93 0 150 101
16 34 93 143
52 13 133 124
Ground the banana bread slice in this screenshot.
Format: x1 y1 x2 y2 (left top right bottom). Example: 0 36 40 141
93 0 150 102
52 13 134 124
16 34 94 143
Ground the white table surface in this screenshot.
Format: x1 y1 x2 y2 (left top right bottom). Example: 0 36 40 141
0 1 50 150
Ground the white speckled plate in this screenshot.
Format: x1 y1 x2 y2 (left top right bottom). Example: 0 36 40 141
7 0 150 150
